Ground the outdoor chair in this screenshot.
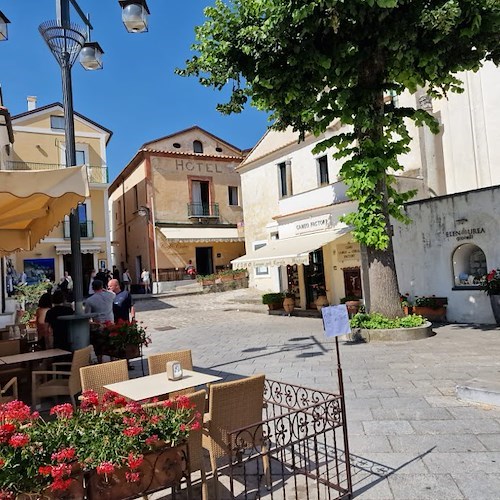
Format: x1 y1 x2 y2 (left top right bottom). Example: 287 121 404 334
0 377 18 403
32 346 92 408
0 339 20 356
80 359 129 399
202 374 270 499
147 350 194 398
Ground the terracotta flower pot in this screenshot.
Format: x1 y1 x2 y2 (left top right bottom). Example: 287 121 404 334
315 295 329 312
283 297 295 314
413 306 446 322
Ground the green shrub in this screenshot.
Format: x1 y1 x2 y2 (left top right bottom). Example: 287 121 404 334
262 292 284 305
350 313 425 330
414 296 447 309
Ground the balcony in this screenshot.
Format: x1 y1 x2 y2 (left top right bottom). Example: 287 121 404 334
278 181 349 216
187 203 219 220
63 220 94 239
5 161 108 184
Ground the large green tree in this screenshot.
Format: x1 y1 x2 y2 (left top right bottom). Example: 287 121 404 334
179 0 500 317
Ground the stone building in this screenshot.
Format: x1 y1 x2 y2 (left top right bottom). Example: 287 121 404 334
108 126 246 290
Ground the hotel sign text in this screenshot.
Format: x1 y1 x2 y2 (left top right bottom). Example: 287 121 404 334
176 160 224 173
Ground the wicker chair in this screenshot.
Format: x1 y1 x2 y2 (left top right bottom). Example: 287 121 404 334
80 359 129 399
0 377 18 402
202 374 269 499
31 346 92 408
147 350 194 398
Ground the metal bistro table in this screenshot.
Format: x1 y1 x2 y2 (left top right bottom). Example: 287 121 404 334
104 369 222 401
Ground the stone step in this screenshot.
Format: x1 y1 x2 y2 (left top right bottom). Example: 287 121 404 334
456 378 500 407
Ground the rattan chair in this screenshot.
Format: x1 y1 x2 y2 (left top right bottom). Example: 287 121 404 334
32 346 92 408
0 339 20 356
147 350 194 398
80 359 129 399
0 377 18 402
202 374 269 499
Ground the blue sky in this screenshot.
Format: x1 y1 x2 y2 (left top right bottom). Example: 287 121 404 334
0 1 269 182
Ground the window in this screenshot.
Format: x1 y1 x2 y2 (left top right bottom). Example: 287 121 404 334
193 140 203 153
253 241 269 276
133 185 139 211
452 243 487 287
117 200 122 224
278 160 292 198
318 156 329 186
228 186 239 206
76 150 86 165
50 115 65 129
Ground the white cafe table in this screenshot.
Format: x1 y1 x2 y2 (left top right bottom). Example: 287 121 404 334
0 349 71 366
104 369 222 401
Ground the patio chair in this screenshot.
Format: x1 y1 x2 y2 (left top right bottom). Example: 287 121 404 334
80 359 129 399
0 377 18 403
147 350 194 398
202 374 269 499
31 346 92 408
0 339 20 356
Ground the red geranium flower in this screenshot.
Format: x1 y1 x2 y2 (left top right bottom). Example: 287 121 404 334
96 462 115 475
126 453 144 470
8 433 29 448
50 403 74 419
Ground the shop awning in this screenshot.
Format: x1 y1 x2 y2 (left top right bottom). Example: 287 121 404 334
55 244 101 255
159 226 244 243
231 226 351 269
0 166 89 256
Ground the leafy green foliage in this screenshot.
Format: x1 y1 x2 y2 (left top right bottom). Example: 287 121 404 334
14 282 53 323
261 292 284 305
350 312 425 329
178 0 500 250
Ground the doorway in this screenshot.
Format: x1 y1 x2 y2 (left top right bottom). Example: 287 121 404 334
303 249 326 309
63 253 94 295
195 247 213 276
191 181 210 215
343 267 362 298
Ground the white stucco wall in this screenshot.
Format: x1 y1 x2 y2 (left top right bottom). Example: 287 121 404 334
393 186 500 324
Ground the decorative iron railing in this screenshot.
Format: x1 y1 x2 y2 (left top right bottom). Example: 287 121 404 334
5 161 108 184
63 220 94 238
187 202 219 218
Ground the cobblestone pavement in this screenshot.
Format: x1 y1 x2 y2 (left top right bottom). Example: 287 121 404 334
135 289 500 499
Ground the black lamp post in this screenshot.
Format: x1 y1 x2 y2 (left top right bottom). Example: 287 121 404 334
2 0 152 348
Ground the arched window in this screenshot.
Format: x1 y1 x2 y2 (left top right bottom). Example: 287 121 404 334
193 140 203 153
452 243 487 287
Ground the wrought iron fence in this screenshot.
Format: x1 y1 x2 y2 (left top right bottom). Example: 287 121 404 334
5 161 108 184
223 379 352 499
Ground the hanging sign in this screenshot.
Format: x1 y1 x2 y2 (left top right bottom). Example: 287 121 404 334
321 305 351 338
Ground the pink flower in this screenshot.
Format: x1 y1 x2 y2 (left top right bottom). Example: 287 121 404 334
96 462 115 475
125 471 141 483
50 403 74 419
179 424 187 432
126 453 144 470
0 423 16 444
0 491 15 500
50 464 71 480
8 433 29 448
190 420 201 431
81 390 99 409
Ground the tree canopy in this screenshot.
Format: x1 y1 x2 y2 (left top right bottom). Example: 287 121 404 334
179 0 500 316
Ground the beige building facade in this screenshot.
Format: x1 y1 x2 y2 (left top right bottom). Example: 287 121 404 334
4 100 112 292
235 63 500 322
108 126 245 290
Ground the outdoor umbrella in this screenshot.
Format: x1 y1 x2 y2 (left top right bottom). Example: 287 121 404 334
0 166 89 256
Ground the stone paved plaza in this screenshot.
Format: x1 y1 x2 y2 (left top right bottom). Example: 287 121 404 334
135 288 500 499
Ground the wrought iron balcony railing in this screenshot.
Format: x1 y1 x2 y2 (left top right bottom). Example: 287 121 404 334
63 220 94 239
187 202 219 219
5 161 108 184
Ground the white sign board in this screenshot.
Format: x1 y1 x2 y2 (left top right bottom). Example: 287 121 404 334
321 305 351 338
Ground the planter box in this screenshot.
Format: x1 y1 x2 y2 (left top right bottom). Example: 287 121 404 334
413 306 446 322
267 303 283 311
102 344 141 360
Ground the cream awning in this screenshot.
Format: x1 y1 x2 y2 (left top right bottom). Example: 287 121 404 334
55 244 101 255
159 226 244 243
232 226 351 269
0 166 89 256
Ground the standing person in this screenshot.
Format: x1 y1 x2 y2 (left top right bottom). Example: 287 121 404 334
58 271 73 302
95 268 109 288
108 279 135 322
112 265 120 281
45 291 74 352
141 268 151 294
88 269 96 296
122 268 132 292
35 292 52 349
84 280 115 363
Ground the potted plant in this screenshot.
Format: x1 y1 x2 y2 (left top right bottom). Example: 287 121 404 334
14 282 53 327
413 296 447 322
400 293 413 315
261 292 284 311
312 284 329 311
0 394 199 498
282 291 296 315
480 269 500 324
101 319 151 360
340 295 362 316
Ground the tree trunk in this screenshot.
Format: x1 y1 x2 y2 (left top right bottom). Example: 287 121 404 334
357 50 402 318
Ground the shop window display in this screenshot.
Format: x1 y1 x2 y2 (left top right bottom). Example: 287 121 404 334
452 243 487 286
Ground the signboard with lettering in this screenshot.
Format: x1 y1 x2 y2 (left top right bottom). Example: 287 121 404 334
175 159 225 174
322 305 351 338
294 214 332 236
337 243 360 263
444 227 485 242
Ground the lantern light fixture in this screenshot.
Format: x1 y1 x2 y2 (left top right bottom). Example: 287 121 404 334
0 10 11 41
118 0 150 33
79 41 104 70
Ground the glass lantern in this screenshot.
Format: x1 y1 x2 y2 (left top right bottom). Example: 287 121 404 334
79 42 104 70
118 1 150 33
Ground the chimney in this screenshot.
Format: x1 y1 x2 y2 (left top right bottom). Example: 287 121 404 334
27 96 37 111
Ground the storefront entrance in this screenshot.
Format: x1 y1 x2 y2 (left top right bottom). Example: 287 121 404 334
195 247 214 276
304 249 326 309
63 253 95 296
